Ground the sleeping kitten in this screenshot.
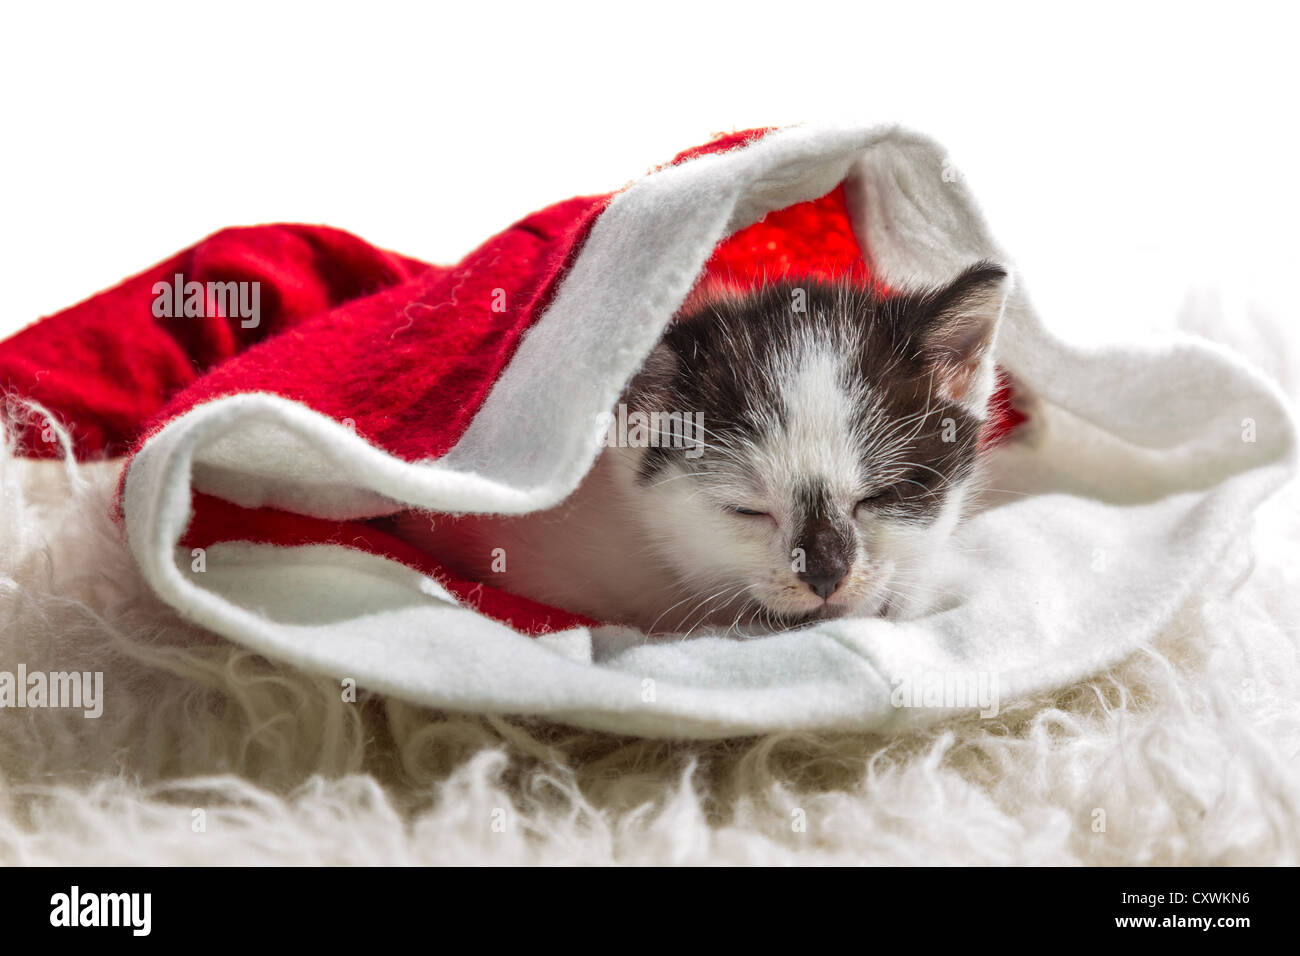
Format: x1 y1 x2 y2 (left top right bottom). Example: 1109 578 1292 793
392 262 1010 634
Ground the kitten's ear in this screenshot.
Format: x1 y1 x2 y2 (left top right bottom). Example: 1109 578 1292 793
914 262 1010 409
622 340 678 408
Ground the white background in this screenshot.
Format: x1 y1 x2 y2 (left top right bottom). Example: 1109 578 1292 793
2 1 1297 350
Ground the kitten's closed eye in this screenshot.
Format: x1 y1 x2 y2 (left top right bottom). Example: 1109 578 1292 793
729 506 768 517
857 470 933 511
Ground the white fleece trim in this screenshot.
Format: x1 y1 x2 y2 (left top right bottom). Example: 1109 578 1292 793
122 123 1299 739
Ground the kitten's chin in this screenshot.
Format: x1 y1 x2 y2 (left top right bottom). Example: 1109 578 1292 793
778 607 846 630
771 595 887 629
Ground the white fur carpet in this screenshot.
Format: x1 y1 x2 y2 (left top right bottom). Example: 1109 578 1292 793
2 307 1299 866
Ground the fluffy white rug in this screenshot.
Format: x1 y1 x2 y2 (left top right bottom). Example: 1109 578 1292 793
2 303 1298 866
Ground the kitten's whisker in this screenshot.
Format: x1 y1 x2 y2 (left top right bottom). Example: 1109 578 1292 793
678 583 752 638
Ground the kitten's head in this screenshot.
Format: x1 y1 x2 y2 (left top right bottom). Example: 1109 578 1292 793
615 262 1010 628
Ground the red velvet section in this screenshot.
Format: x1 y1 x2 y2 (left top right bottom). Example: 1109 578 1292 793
696 184 879 293
0 225 424 458
139 195 610 463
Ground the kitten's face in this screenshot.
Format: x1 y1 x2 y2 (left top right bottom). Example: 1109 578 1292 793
617 264 1009 629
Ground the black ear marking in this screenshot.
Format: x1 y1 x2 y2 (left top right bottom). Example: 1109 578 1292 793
623 340 679 409
621 340 682 485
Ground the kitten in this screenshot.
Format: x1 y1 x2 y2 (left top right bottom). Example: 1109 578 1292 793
391 262 1010 634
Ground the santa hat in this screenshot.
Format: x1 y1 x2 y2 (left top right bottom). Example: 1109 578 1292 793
1 124 1290 738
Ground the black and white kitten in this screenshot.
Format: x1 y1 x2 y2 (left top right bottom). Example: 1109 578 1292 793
394 262 1010 634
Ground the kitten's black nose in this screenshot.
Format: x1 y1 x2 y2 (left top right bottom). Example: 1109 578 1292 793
799 569 846 600
795 498 852 601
